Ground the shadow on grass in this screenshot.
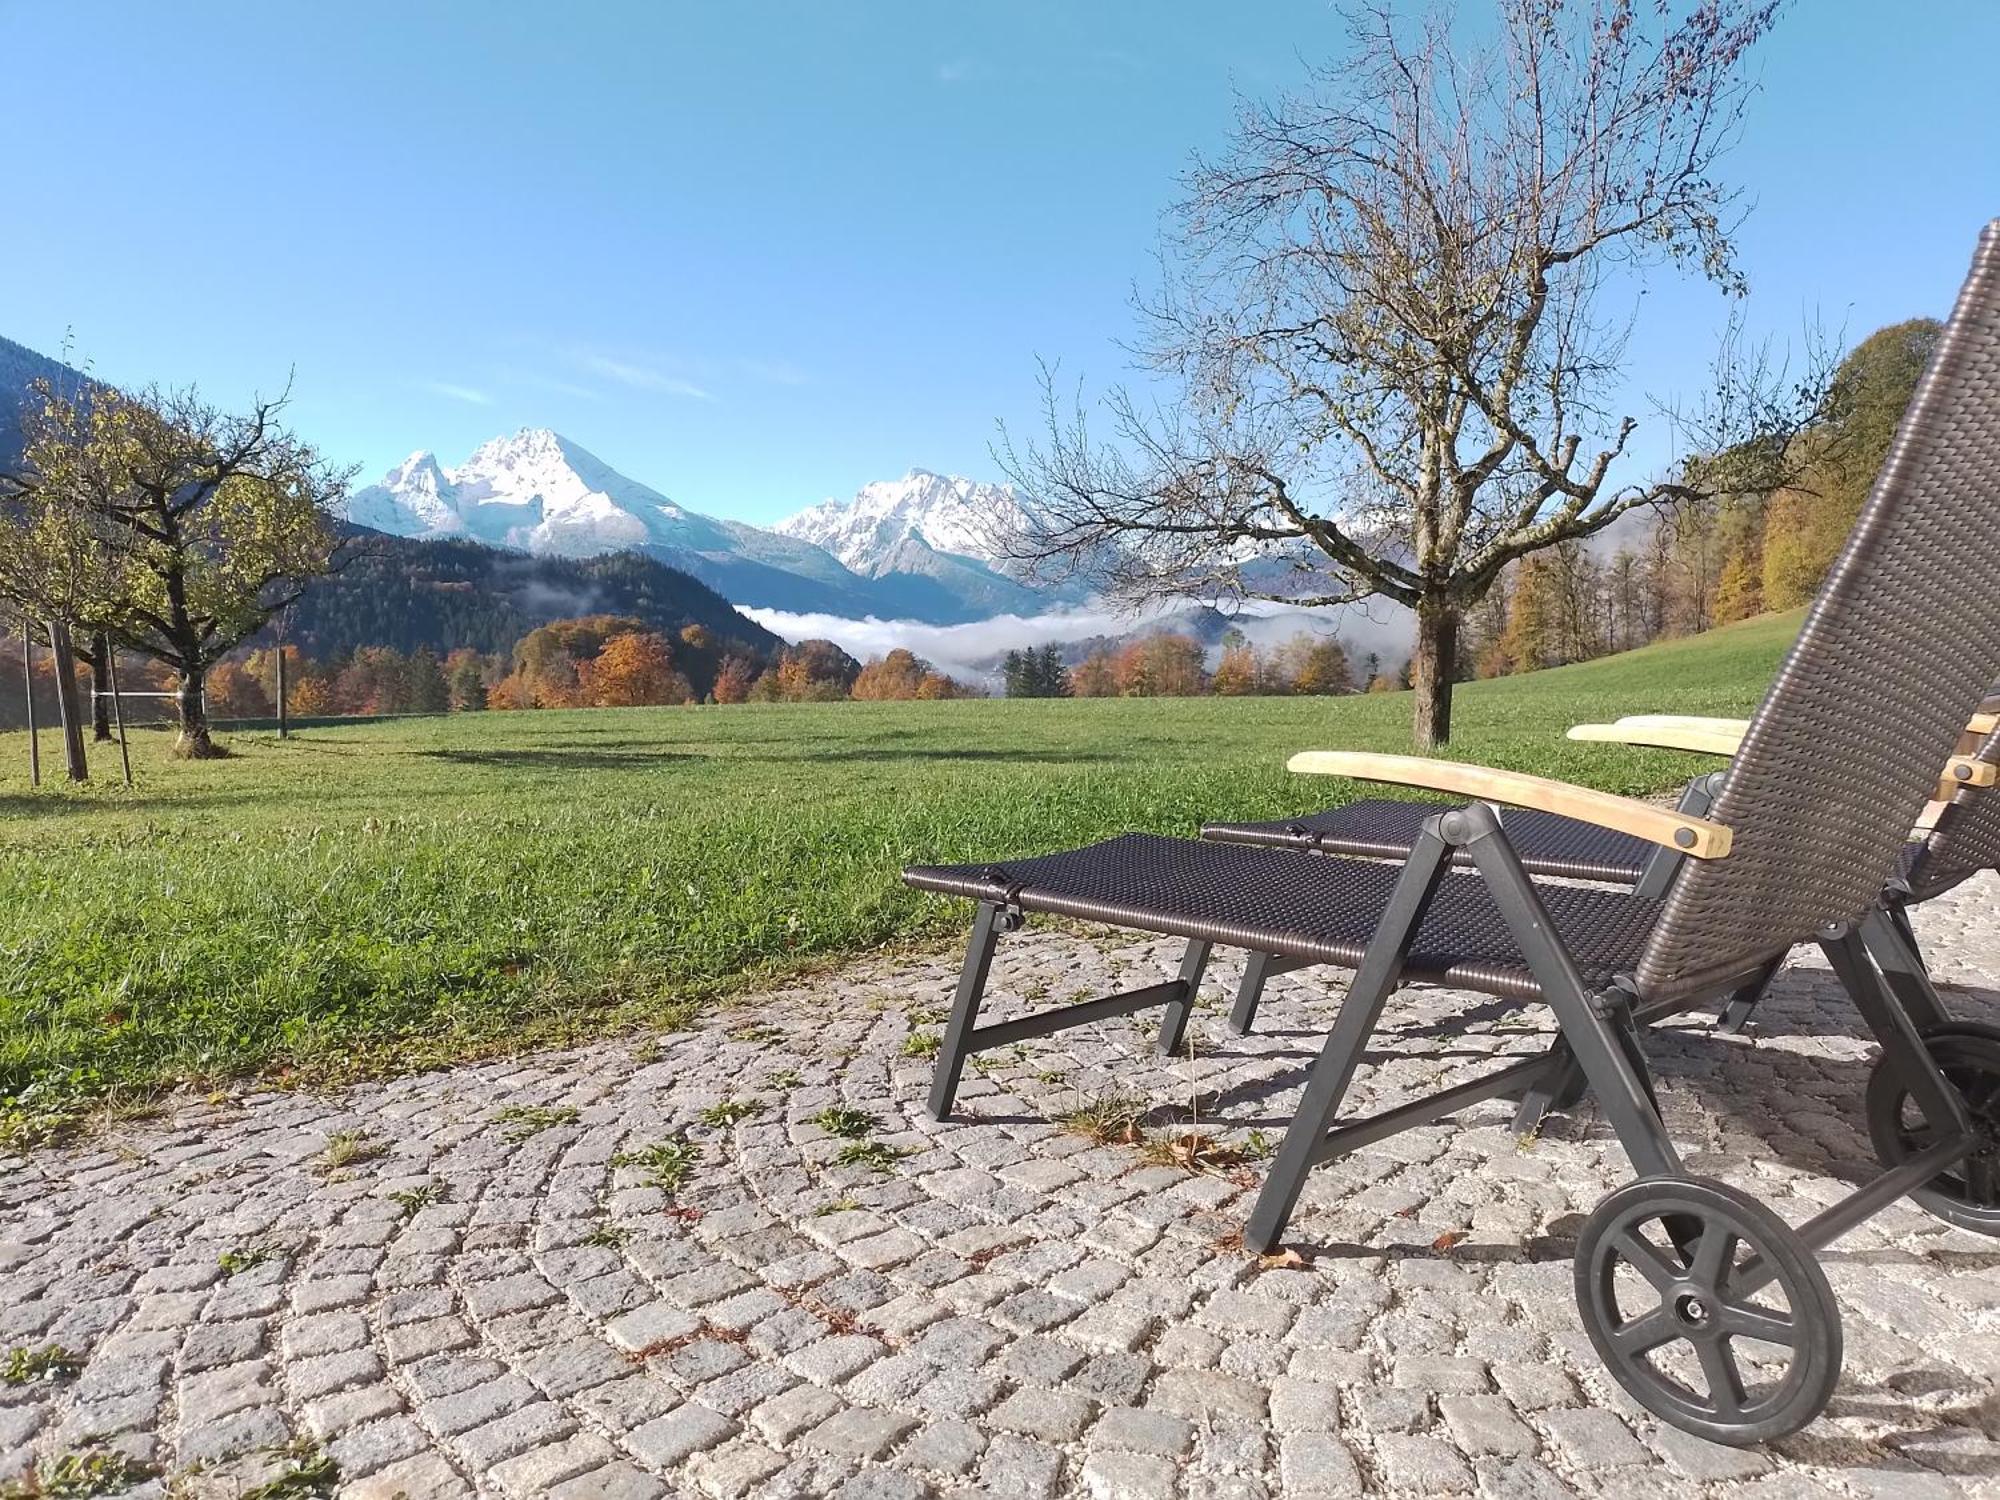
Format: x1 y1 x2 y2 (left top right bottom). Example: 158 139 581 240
411 747 701 771
733 747 1122 766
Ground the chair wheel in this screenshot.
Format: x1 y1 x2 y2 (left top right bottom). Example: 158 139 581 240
1866 1022 2000 1235
1575 1176 1840 1445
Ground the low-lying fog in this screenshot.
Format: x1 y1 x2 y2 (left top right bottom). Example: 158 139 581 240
741 597 1415 689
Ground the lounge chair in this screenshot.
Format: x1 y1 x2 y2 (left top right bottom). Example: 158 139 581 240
1203 713 2000 1046
901 221 2000 1443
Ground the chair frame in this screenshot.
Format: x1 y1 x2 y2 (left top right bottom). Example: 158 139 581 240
924 801 1974 1262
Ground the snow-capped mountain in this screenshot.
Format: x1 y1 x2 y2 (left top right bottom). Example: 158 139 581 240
775 470 1033 578
348 429 700 556
344 431 1056 624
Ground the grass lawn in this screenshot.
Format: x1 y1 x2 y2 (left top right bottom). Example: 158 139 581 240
0 610 1801 1135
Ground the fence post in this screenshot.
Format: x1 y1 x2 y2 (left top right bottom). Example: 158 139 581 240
21 619 39 788
90 631 113 740
105 647 132 786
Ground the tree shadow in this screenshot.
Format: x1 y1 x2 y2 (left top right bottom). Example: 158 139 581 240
0 791 242 817
411 747 698 771
735 747 1121 766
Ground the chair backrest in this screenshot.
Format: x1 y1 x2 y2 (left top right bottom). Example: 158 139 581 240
1636 220 2000 1003
1908 722 2000 897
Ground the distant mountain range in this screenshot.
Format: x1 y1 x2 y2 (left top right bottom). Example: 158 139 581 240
348 429 1068 624
0 342 794 663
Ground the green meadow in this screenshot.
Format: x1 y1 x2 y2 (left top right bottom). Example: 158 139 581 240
0 611 1800 1134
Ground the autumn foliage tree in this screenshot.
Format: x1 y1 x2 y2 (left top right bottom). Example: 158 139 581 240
583 630 692 707
712 654 758 704
0 380 350 756
852 648 969 701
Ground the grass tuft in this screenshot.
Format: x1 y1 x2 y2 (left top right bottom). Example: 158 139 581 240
697 1099 761 1127
320 1129 385 1170
241 1441 340 1500
832 1141 909 1173
1057 1092 1152 1146
218 1244 280 1276
386 1182 446 1215
1 1345 84 1387
612 1134 700 1194
0 1448 157 1498
809 1106 875 1139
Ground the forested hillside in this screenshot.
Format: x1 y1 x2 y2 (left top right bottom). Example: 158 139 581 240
1461 319 1940 679
277 530 784 660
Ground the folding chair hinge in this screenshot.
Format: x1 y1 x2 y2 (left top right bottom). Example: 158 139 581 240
1590 981 1642 1024
977 870 1028 931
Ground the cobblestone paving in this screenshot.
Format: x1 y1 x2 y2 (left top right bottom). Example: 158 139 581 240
7 875 2000 1498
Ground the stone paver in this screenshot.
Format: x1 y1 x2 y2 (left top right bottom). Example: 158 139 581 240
3 874 2000 1496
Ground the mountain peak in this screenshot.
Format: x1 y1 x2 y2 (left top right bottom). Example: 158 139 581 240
774 470 1032 579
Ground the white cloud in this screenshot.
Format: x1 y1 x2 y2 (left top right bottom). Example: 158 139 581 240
568 351 713 400
426 381 492 405
740 598 1414 688
936 59 974 84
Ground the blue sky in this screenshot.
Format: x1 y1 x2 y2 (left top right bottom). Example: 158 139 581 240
2 1 1996 526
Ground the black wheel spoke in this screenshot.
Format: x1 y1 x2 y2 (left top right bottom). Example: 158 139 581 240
1720 1301 1796 1348
1697 1336 1749 1419
1611 1307 1678 1357
1617 1229 1683 1293
1692 1223 1739 1290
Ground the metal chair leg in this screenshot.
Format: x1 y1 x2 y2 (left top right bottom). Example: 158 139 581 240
927 902 1005 1122
1245 825 1454 1253
1715 955 1785 1034
1230 950 1276 1036
1156 940 1214 1056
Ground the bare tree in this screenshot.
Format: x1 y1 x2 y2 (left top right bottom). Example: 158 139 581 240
1001 0 1825 746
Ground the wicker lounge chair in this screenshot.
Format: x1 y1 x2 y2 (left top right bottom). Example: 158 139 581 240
1202 714 2000 1047
902 221 2000 1443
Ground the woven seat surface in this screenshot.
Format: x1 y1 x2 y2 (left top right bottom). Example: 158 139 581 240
904 833 1663 1002
1201 800 1651 884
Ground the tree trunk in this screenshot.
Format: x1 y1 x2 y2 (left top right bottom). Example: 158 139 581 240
1411 596 1460 750
48 621 89 782
173 669 224 759
90 633 114 740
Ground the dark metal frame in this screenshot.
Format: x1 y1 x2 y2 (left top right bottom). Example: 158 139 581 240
926 899 1212 1121
925 804 1977 1265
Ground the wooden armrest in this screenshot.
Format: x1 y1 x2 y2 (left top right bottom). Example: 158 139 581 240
1567 722 1745 757
1571 727 1991 800
1286 751 1733 859
1612 714 1752 735
1615 710 1994 737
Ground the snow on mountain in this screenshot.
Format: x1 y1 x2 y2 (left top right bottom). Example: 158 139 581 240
344 428 723 557
343 433 1058 623
774 469 1034 579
